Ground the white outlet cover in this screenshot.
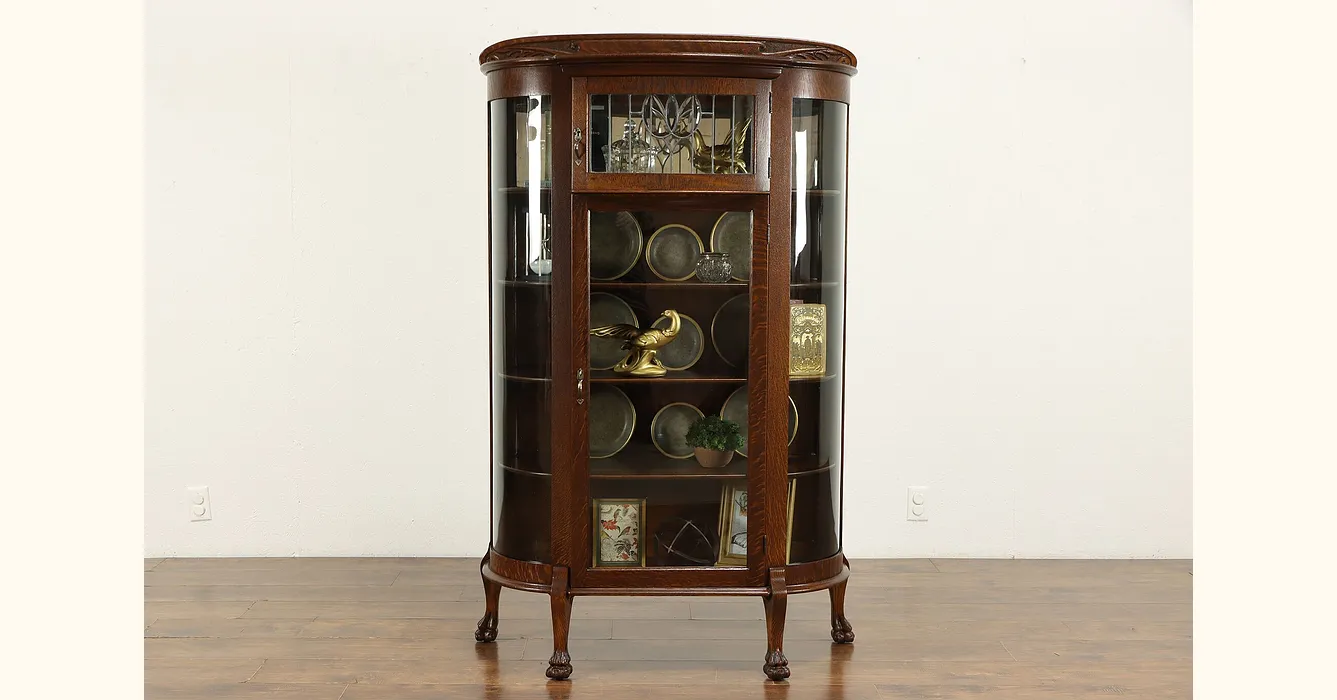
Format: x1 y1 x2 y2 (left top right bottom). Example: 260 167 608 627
187 486 212 522
906 487 928 521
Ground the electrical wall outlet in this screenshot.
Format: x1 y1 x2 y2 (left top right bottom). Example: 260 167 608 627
187 486 212 521
906 487 928 521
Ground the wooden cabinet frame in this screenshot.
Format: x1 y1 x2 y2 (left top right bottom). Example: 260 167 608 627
477 34 857 681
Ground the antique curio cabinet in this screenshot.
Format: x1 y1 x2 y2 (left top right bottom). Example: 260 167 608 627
476 34 856 681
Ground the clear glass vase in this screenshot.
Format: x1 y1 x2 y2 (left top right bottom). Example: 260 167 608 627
695 252 733 283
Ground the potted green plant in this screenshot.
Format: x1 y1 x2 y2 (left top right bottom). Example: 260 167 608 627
684 414 743 468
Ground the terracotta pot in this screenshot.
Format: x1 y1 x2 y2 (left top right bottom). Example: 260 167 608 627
693 447 734 469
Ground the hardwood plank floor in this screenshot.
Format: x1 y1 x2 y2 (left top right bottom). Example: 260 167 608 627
143 557 1191 699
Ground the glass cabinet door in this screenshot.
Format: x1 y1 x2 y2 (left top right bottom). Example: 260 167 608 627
573 77 771 193
575 198 767 579
489 95 553 563
787 99 848 564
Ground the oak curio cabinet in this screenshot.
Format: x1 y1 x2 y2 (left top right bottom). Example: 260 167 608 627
476 34 857 681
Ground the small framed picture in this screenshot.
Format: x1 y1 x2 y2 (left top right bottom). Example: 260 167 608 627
593 498 647 567
717 480 797 566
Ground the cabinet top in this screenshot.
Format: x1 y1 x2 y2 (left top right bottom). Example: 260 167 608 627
479 33 857 75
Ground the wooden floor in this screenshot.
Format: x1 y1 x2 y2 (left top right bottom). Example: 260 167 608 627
145 557 1191 699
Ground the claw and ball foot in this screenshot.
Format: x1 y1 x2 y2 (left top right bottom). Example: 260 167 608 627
831 615 855 644
763 649 791 681
829 576 855 644
475 554 501 643
474 611 498 643
763 567 790 681
547 565 575 680
546 650 573 680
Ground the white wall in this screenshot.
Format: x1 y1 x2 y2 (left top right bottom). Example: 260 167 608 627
145 0 1191 558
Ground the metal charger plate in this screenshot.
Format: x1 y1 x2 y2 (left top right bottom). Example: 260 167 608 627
709 211 752 281
590 211 643 280
645 223 704 281
589 293 638 370
719 387 798 457
650 402 705 459
710 293 749 368
589 385 636 459
650 312 704 371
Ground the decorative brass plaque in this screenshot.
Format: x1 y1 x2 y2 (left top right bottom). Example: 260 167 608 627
789 302 827 377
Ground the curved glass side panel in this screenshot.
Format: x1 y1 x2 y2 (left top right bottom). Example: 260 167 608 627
490 96 552 562
788 99 848 564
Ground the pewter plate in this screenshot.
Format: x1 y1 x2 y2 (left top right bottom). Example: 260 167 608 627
590 211 643 281
650 402 705 459
709 211 752 281
590 293 638 370
589 385 636 459
650 312 704 371
719 387 798 457
710 293 749 368
645 223 704 281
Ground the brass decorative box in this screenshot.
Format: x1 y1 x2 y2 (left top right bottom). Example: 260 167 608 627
789 302 827 377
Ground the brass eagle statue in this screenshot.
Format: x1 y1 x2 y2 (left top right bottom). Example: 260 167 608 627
692 115 753 174
589 309 682 377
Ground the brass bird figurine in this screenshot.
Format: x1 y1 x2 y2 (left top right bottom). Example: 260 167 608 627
692 115 753 174
589 309 682 377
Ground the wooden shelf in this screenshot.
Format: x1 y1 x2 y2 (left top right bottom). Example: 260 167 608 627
589 369 745 384
590 444 832 479
591 281 747 289
500 186 552 194
593 445 746 479
501 452 831 480
497 278 553 287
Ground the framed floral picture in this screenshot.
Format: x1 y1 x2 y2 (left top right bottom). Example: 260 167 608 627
716 480 796 566
593 498 647 567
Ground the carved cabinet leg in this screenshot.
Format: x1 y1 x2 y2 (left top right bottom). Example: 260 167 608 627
762 567 791 681
831 556 855 643
474 553 500 643
829 577 855 643
546 565 574 680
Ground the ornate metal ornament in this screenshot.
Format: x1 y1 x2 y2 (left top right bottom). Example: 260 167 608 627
642 95 703 162
789 302 827 377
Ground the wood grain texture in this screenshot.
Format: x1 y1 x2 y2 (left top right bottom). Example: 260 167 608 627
479 34 857 74
144 556 1190 698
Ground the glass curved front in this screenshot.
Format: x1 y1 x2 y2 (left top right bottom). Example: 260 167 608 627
787 99 847 564
490 95 553 562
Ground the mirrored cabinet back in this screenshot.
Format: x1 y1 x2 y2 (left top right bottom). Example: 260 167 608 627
476 34 857 681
